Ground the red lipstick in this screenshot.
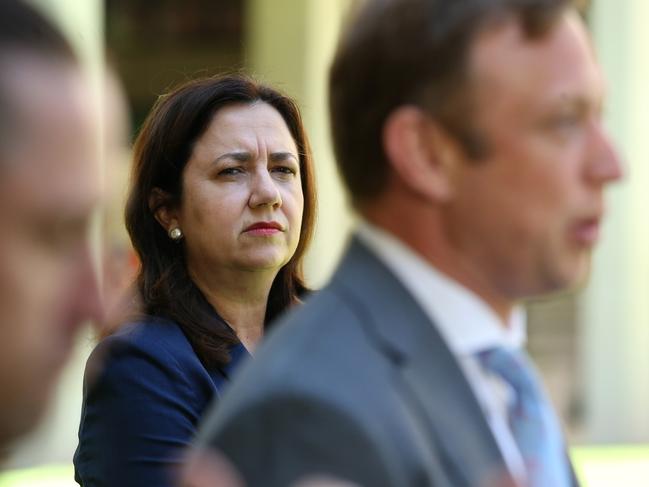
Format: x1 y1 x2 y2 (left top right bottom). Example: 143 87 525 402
243 221 283 236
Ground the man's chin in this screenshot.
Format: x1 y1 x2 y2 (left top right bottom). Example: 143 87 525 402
559 256 593 294
520 261 592 301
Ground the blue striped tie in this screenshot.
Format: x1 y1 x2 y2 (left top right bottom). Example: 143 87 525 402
478 347 571 487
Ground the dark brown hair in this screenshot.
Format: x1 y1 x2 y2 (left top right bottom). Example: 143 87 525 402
125 74 316 369
329 0 575 208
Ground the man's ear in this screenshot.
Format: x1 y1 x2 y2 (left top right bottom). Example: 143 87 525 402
148 188 179 233
382 106 461 203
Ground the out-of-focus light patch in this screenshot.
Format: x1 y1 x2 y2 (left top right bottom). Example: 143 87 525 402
0 464 74 487
0 446 648 486
572 444 649 487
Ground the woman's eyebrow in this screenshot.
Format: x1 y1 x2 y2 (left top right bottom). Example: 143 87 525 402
214 151 252 164
214 151 298 165
269 151 298 163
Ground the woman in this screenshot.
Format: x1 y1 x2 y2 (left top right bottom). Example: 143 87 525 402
74 74 316 486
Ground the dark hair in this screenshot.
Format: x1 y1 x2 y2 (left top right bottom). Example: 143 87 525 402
0 0 77 144
125 74 316 369
329 0 575 208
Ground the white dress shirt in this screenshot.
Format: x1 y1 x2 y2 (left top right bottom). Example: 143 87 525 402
356 220 528 483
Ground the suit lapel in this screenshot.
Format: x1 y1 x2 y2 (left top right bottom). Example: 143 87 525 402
398 328 512 486
330 237 513 486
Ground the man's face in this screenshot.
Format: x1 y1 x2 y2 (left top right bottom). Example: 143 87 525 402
445 11 622 301
0 57 101 448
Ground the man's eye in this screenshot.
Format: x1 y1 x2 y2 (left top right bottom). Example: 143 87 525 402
34 221 82 251
554 116 579 128
546 112 583 132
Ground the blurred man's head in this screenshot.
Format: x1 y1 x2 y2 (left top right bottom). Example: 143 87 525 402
330 0 621 317
0 0 101 451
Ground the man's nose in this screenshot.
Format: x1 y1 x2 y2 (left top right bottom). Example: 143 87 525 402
587 122 624 184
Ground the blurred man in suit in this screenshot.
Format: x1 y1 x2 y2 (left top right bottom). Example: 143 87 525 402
190 0 621 485
0 0 102 457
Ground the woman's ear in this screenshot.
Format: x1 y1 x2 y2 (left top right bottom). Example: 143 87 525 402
382 106 462 203
148 188 179 233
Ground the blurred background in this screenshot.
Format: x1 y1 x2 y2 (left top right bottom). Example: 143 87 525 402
1 0 648 485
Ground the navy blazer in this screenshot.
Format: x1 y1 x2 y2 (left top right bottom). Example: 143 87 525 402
74 317 248 487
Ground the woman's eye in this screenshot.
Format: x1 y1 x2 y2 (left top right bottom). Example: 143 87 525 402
218 167 244 176
272 166 297 176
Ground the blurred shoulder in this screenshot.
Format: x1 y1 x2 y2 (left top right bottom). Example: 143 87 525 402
95 316 193 359
83 316 204 389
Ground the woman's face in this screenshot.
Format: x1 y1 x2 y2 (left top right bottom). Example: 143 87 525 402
176 101 304 279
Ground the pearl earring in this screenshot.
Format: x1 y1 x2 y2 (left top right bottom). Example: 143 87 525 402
168 227 183 241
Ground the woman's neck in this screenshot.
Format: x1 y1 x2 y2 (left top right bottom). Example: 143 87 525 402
188 266 278 353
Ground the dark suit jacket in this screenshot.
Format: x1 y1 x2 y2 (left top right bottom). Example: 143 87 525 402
196 237 577 486
73 317 248 487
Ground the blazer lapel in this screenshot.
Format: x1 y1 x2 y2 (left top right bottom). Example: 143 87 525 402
331 237 513 486
398 328 512 486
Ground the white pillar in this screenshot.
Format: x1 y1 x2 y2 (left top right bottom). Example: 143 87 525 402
580 0 649 443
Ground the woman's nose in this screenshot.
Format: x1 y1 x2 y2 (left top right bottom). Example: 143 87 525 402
248 169 281 209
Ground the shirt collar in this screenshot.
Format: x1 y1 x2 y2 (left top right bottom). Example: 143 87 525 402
356 220 526 356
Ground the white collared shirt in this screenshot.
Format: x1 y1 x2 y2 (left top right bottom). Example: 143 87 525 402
356 220 527 483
